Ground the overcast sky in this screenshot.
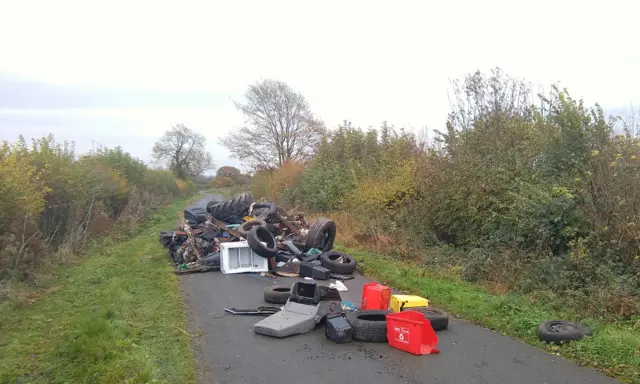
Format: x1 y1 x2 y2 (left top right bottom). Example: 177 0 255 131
1 0 638 171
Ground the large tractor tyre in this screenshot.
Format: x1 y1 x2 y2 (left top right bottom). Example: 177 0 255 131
210 192 254 224
205 199 220 214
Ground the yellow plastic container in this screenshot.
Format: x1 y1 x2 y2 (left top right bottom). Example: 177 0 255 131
389 294 429 312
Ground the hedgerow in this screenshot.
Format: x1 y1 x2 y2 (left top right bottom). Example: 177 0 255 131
0 134 195 282
254 68 640 319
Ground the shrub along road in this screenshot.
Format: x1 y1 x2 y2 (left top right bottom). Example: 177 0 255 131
181 195 620 384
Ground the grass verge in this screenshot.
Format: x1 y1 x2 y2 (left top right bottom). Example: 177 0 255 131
0 196 197 384
338 245 640 384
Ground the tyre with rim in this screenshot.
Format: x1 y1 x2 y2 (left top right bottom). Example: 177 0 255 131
537 320 592 344
320 251 357 274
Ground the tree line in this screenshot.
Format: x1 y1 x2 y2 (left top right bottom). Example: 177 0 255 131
151 78 326 183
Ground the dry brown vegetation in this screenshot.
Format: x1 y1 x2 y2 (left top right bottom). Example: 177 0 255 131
252 68 640 320
0 135 195 284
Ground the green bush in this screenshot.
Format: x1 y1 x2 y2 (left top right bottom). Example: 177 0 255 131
255 68 640 319
0 134 190 282
295 161 354 212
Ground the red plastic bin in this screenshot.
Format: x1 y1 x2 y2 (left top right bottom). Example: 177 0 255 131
386 311 440 355
360 282 391 310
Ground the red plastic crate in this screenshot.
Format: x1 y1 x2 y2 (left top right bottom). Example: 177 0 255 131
360 282 391 310
386 311 440 355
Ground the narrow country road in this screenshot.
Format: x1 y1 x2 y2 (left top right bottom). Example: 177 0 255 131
179 194 619 384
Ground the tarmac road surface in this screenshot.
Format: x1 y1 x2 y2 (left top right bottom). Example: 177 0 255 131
179 194 619 384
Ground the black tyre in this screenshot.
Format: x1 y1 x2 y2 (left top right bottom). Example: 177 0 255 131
402 306 449 331
205 199 220 214
266 222 281 236
252 202 277 219
264 285 291 304
537 320 591 344
320 251 357 274
346 309 392 342
210 192 254 223
246 225 278 258
304 218 336 252
238 219 267 238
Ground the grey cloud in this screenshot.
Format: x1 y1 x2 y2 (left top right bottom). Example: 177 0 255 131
0 73 228 109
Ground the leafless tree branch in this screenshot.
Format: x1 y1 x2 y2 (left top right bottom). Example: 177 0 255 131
152 123 215 178
220 79 326 170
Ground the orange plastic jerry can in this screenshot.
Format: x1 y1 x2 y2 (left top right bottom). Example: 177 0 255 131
361 283 391 310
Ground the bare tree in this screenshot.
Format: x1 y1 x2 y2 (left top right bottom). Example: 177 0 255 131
152 123 215 178
220 79 326 170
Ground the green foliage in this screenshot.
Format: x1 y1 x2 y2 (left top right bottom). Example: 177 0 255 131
256 68 640 320
344 245 640 383
0 139 49 234
295 161 354 211
84 146 149 187
0 134 192 282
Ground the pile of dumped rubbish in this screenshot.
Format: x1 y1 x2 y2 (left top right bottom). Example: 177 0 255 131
159 192 353 278
248 280 445 354
156 192 443 355
159 192 592 356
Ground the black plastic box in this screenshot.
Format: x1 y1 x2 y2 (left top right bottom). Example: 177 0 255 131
325 314 353 343
299 262 331 280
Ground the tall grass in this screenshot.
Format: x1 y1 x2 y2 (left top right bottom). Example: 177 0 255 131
0 134 195 283
253 68 640 320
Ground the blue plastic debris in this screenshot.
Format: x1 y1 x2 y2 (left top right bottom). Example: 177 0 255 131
341 301 359 312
